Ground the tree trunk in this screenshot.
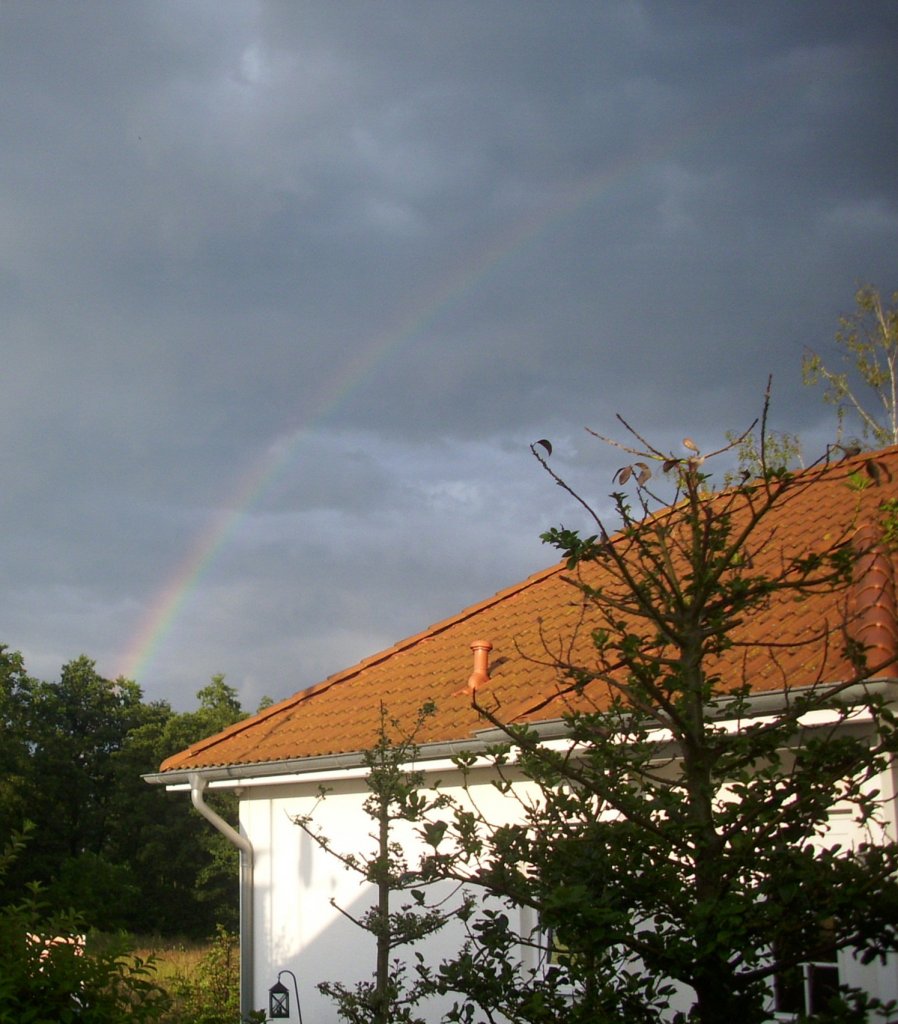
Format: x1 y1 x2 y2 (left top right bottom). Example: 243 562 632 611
374 802 390 1024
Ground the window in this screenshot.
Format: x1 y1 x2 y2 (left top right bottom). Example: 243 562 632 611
774 961 840 1016
774 920 840 1017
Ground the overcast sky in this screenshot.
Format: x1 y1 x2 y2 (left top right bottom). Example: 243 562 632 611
2 2 897 711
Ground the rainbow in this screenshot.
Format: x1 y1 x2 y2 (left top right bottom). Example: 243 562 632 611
115 52 835 687
114 169 615 686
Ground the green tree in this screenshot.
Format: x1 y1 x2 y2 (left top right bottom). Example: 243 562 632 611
431 420 898 1024
109 674 247 936
803 285 898 448
0 647 34 884
174 673 245 742
17 658 147 903
723 386 803 483
293 703 464 1024
2 655 247 937
102 697 188 933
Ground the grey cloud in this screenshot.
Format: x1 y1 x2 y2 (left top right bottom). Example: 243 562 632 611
1 1 896 707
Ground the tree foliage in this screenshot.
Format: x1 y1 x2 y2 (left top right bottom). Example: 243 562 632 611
293 703 467 1024
164 925 261 1024
724 408 803 482
425 418 898 1023
0 826 170 1023
0 647 34 849
804 285 898 448
0 656 251 938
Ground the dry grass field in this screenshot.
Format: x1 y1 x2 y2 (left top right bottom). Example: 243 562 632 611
128 933 241 1024
132 936 211 982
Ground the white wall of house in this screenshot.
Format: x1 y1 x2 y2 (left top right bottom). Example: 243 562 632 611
229 748 898 1023
239 761 540 1023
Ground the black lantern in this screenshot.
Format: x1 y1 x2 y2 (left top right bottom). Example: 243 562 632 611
268 978 289 1018
268 970 302 1022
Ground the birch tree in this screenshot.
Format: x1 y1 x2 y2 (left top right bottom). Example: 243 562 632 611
804 285 898 448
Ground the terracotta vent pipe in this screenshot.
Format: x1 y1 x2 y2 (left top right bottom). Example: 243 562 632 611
850 522 898 677
468 640 492 692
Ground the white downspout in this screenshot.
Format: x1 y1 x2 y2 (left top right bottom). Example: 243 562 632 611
189 772 254 1019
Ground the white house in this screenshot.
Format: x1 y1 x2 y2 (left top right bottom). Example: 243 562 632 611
146 445 898 1022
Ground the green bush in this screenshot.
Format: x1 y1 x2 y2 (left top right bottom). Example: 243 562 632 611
0 828 170 1023
163 925 263 1024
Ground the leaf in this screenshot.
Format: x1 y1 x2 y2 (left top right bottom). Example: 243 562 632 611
535 438 553 456
662 459 679 473
615 466 632 485
634 462 651 486
864 458 892 483
683 437 699 452
422 820 447 848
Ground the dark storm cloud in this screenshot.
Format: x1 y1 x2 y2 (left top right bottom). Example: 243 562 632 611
1 2 896 706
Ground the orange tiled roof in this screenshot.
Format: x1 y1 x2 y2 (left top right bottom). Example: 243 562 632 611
159 446 898 774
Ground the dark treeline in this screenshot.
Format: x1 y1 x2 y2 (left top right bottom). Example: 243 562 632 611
0 644 249 938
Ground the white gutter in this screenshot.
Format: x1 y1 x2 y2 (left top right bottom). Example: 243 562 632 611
188 773 254 1019
166 754 503 793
